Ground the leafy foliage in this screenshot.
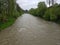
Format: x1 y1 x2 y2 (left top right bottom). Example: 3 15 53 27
46 0 56 6
29 2 47 17
0 0 24 30
44 3 60 22
29 2 60 23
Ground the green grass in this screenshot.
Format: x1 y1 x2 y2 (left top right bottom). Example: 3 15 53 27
0 17 15 31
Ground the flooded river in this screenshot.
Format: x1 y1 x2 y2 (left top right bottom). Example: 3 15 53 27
0 14 60 45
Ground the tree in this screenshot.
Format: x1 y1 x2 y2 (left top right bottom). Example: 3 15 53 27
16 3 24 15
46 0 51 6
8 0 15 16
0 0 8 22
29 2 47 17
37 2 47 17
46 0 56 6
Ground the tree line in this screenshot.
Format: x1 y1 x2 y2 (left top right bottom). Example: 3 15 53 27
0 0 24 30
29 0 60 23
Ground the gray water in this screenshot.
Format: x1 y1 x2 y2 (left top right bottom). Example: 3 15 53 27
0 14 60 45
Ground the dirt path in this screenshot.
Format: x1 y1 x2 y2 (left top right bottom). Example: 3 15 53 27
0 14 60 45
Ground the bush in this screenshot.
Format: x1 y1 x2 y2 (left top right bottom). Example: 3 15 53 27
29 2 60 24
43 8 57 21
43 10 50 21
0 0 24 30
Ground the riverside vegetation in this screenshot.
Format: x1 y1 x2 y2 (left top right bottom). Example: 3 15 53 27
0 0 60 30
29 2 60 24
0 0 24 30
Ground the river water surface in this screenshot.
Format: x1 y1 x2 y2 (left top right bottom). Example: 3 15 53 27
0 14 60 45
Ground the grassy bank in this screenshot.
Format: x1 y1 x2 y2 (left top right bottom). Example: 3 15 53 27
0 12 23 31
0 0 24 31
0 17 16 31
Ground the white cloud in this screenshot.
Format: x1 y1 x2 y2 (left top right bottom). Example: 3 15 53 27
16 0 60 10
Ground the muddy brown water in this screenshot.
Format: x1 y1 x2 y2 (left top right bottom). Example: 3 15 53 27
0 14 60 45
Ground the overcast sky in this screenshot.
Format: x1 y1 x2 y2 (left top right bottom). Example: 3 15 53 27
16 0 60 10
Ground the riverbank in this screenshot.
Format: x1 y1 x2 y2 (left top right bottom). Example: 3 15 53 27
0 17 16 31
0 14 60 45
0 13 23 31
29 2 60 24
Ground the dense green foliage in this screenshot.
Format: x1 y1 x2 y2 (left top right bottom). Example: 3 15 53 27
0 0 24 30
29 2 47 17
16 3 24 15
44 4 60 22
29 2 60 23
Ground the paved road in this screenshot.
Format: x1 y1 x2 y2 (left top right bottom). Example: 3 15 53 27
0 14 60 45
